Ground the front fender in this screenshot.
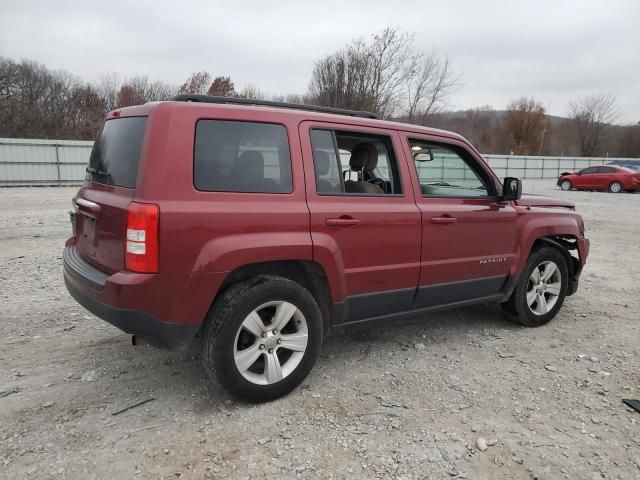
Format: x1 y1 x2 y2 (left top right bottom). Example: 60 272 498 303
512 210 582 278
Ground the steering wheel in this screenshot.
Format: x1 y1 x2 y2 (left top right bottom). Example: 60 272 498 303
367 177 387 193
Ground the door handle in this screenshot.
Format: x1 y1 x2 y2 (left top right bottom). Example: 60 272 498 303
430 216 457 225
326 216 360 227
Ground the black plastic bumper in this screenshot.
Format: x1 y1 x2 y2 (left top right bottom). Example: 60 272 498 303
63 248 198 350
567 265 582 297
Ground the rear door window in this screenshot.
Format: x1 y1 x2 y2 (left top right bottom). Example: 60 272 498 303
194 120 292 193
309 129 401 195
88 117 147 188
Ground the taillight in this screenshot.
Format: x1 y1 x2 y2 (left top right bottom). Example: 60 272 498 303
126 202 159 273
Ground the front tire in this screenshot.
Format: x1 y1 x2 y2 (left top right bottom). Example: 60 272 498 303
560 179 572 191
201 276 323 402
503 247 569 327
609 181 623 193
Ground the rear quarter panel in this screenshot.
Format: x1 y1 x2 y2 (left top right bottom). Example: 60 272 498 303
132 103 312 324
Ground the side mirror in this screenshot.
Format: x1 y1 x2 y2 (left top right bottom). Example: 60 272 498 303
501 177 522 201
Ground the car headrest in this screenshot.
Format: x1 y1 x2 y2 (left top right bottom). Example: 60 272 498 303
233 150 264 180
313 150 331 175
349 143 378 171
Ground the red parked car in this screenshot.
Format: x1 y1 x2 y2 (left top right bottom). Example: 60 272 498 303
557 165 640 193
64 95 590 401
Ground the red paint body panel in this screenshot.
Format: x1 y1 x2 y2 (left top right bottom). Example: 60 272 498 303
397 131 518 286
299 122 421 302
64 100 590 341
516 194 575 209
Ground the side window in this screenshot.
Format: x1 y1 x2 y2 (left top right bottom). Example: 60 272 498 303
409 139 489 197
310 130 342 193
597 166 615 173
580 167 599 175
310 129 401 195
194 120 292 193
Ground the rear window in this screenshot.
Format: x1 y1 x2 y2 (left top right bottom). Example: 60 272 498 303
194 120 292 193
87 117 147 188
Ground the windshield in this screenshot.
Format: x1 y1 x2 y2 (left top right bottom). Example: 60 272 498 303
87 117 147 188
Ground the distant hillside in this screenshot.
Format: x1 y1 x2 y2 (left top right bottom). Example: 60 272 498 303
407 109 639 157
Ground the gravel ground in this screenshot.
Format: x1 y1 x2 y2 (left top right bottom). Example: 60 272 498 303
0 183 639 480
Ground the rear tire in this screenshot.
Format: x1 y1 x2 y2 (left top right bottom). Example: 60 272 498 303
201 275 323 402
502 247 568 327
609 181 623 193
560 179 572 191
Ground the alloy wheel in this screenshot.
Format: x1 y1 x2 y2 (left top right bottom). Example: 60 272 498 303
526 260 562 316
233 301 308 385
610 182 622 193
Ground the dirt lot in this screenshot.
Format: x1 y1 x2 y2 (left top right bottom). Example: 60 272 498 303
1 183 639 479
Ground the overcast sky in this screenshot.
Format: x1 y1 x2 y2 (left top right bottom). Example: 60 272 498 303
2 0 639 123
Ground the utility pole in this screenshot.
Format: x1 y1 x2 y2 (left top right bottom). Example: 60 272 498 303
538 100 551 156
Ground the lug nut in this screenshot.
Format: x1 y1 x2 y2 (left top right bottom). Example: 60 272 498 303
272 329 278 335
277 339 281 345
268 348 274 354
261 332 267 338
259 344 265 350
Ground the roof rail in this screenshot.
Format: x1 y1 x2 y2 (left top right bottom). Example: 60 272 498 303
171 94 378 119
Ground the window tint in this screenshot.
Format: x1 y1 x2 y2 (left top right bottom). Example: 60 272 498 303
409 139 489 197
310 130 342 193
597 166 616 173
580 167 599 174
88 117 147 188
194 120 292 193
310 129 401 195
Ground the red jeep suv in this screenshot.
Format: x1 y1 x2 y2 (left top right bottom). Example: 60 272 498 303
64 95 590 401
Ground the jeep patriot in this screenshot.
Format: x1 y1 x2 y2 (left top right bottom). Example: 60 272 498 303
63 95 590 401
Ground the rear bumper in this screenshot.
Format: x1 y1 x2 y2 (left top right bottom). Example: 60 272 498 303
63 243 224 350
64 274 198 349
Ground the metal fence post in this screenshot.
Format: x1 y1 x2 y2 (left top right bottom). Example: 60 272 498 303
54 143 61 186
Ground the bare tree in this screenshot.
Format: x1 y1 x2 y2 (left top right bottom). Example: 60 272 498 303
406 54 457 123
207 76 235 97
116 84 145 108
179 71 211 95
66 84 106 139
308 40 377 113
94 73 119 112
115 76 175 107
368 26 415 117
308 26 457 119
235 84 266 100
501 98 547 155
568 94 617 156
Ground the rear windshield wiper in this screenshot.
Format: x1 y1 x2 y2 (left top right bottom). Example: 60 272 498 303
86 166 109 176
